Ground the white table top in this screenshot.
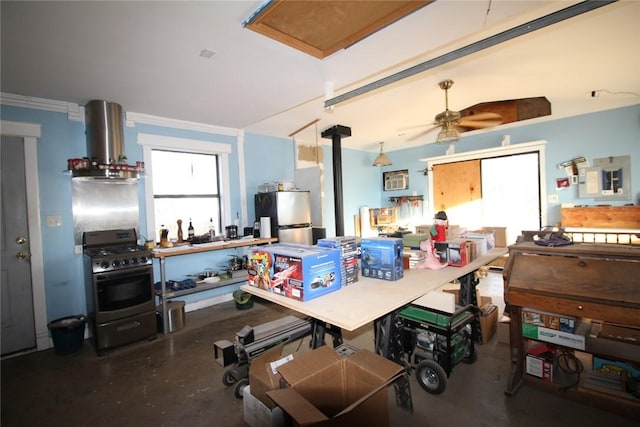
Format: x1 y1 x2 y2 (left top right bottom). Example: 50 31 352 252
241 247 507 331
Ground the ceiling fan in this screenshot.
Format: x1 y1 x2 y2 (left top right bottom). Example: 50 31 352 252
401 79 503 143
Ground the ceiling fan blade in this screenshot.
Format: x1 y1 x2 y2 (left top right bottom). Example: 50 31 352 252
460 112 502 121
406 125 439 141
457 119 502 129
397 122 435 132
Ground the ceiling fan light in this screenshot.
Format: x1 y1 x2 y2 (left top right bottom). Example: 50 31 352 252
372 142 392 167
436 125 460 144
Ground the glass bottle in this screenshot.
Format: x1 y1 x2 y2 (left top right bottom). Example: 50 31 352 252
209 217 216 241
188 219 195 240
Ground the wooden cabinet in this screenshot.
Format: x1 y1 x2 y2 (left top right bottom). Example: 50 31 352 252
503 242 640 420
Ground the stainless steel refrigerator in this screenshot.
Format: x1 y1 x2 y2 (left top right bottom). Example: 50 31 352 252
255 191 313 245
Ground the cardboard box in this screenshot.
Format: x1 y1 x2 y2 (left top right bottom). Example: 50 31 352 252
415 224 431 235
522 320 591 350
441 287 491 307
593 356 640 379
433 242 449 264
444 238 468 267
522 307 576 333
249 345 295 409
360 237 403 281
402 233 429 250
481 226 508 248
479 303 498 344
244 385 286 427
497 315 511 345
266 345 405 427
462 231 495 256
526 343 555 382
248 244 342 301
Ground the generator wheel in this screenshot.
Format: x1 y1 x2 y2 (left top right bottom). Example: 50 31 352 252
234 378 249 399
462 346 477 364
222 369 236 386
415 360 447 395
462 329 477 364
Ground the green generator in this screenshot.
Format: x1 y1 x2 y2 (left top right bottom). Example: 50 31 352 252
397 303 479 394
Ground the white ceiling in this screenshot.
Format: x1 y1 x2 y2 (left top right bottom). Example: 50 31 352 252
1 1 639 153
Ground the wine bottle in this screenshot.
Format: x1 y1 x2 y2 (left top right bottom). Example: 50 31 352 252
209 217 216 241
188 219 195 240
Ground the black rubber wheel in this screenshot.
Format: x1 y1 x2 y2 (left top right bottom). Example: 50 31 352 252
415 360 447 395
462 346 477 364
234 378 249 399
462 331 477 364
222 369 236 386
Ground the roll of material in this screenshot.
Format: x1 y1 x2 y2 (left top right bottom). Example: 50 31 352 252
260 217 271 238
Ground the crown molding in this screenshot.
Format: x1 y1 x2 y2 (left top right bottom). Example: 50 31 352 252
125 112 239 137
0 92 83 122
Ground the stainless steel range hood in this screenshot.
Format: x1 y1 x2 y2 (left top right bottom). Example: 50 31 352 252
72 100 140 180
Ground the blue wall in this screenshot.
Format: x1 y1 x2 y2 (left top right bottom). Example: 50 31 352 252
352 104 640 233
1 102 638 320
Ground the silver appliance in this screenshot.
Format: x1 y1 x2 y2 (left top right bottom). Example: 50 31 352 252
255 191 313 245
83 228 157 355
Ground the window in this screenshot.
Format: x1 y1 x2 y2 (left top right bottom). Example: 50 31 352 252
422 140 547 245
138 134 232 243
151 150 221 240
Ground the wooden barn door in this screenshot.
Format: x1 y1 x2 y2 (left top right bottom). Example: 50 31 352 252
431 159 483 230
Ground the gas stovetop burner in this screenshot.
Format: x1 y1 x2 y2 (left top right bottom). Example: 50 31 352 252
83 229 153 273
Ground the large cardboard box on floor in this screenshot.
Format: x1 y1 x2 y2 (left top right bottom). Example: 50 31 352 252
266 345 405 427
244 385 286 427
249 343 308 410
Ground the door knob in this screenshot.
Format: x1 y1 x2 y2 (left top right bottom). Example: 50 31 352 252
16 236 27 244
16 251 30 260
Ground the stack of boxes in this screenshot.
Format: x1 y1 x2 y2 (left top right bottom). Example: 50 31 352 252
522 307 590 382
317 236 359 287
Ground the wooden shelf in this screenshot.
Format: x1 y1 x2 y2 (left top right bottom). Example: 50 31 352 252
561 206 640 229
152 237 277 258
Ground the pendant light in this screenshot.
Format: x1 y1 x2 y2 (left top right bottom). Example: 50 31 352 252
372 142 392 167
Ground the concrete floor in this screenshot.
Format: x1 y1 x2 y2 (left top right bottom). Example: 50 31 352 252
2 272 637 427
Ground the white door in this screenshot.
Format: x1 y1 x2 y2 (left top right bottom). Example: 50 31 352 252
1 135 36 355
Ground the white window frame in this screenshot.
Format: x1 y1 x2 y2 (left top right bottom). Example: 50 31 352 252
420 140 548 227
137 133 232 241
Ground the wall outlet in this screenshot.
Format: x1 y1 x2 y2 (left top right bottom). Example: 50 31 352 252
46 215 62 227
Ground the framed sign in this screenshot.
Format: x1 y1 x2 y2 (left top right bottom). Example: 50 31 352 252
383 169 409 191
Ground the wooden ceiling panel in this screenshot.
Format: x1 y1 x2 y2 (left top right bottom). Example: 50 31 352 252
245 0 433 59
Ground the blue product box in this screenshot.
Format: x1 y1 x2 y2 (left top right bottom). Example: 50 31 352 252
259 243 342 302
360 237 404 281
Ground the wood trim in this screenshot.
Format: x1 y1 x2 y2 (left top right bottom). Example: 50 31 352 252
561 206 640 229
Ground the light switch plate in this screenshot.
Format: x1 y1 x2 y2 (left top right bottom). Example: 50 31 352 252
547 194 558 203
46 215 62 227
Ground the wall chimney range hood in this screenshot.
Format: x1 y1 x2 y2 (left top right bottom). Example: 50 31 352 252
70 100 142 180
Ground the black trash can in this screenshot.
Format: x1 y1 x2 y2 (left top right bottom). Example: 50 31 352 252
47 315 87 355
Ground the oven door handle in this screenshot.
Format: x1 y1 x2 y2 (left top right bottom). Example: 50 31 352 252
94 266 152 282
